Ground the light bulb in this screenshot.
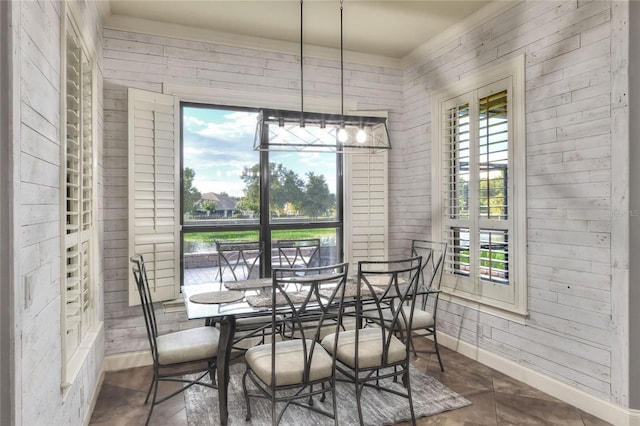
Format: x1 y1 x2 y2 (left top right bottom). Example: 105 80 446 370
356 128 367 143
337 127 348 143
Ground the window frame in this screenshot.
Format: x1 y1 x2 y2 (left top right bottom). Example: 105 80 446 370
179 102 344 277
431 55 527 319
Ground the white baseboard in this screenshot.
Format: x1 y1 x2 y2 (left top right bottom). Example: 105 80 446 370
436 332 639 426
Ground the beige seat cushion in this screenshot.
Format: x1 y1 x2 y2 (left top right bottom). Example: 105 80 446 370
371 306 434 329
405 307 434 329
156 326 219 365
321 327 407 369
245 339 333 386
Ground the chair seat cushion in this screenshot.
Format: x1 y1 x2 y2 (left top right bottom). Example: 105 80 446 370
406 307 434 329
156 326 219 365
245 339 333 386
321 327 407 369
364 306 434 330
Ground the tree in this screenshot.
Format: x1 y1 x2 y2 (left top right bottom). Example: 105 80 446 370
183 167 201 214
238 163 335 218
270 163 304 216
238 164 261 214
300 172 335 219
238 163 306 216
201 200 217 215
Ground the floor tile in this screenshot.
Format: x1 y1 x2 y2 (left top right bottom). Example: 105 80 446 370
89 336 613 426
494 391 585 426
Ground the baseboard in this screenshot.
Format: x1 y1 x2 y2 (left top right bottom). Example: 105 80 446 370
436 332 638 426
103 350 152 372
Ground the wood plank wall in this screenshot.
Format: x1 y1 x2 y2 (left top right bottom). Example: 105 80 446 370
401 0 624 405
102 29 403 354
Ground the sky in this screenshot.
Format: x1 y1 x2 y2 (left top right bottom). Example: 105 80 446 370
182 106 337 198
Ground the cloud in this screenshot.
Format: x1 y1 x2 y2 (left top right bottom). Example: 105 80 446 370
184 116 206 130
196 111 256 141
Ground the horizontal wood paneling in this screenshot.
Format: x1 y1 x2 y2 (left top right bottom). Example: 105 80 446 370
102 28 402 355
400 0 621 404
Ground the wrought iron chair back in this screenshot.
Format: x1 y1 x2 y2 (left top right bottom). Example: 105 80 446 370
216 240 263 282
274 238 322 272
409 239 447 370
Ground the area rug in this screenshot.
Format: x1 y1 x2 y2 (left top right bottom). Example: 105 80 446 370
184 363 471 425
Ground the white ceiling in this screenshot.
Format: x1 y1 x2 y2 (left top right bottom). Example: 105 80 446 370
106 0 502 59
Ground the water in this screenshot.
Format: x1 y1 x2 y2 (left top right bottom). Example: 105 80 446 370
184 236 336 254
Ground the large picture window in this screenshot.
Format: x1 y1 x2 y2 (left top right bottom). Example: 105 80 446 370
181 104 342 284
432 56 527 316
128 88 387 302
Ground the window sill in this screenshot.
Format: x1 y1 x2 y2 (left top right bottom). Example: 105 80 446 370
440 289 528 324
61 321 104 395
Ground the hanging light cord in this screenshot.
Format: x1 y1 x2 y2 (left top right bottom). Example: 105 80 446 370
300 0 304 127
340 0 344 121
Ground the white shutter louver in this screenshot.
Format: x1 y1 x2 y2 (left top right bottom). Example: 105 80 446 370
345 151 388 275
128 89 180 305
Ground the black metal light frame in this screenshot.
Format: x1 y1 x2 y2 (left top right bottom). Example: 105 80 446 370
253 109 391 153
253 0 391 154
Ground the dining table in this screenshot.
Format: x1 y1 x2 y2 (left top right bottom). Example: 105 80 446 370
182 274 425 426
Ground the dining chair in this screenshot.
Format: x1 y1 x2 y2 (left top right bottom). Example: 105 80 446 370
215 240 262 283
363 241 447 371
214 240 276 354
406 239 447 370
321 256 422 426
274 238 322 272
242 262 349 426
130 254 219 426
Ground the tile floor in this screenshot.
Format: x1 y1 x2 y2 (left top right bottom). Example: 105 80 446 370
89 337 611 426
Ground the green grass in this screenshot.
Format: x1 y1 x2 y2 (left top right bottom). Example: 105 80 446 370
459 249 506 269
184 230 259 243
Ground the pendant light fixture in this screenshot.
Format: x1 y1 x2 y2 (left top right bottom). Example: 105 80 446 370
253 0 391 153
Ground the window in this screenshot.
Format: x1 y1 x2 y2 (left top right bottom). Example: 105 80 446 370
432 56 526 316
129 86 389 301
181 104 342 281
61 12 97 384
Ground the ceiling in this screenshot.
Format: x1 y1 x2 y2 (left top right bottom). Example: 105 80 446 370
106 1 499 59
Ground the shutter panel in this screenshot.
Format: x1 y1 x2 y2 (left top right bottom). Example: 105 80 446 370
344 151 388 275
442 100 474 291
64 24 94 358
128 88 180 305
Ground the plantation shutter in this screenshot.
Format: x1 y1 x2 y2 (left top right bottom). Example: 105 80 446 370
440 80 514 303
128 88 180 305
64 22 94 360
344 151 388 275
441 94 475 295
64 26 82 351
476 84 513 303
